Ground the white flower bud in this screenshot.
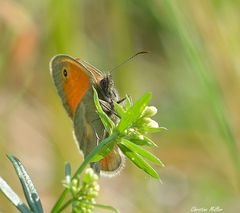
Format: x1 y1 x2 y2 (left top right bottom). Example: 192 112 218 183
138 134 144 140
148 119 159 128
85 168 94 175
142 117 159 128
142 106 158 117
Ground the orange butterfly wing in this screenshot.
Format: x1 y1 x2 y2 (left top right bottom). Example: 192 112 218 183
50 55 92 117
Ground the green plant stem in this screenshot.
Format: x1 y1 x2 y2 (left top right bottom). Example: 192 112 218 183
57 198 73 213
50 133 118 213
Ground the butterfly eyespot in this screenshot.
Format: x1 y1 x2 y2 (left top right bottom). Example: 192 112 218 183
63 69 68 78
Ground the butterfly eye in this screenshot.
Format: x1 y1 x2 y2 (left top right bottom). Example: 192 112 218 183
63 69 68 78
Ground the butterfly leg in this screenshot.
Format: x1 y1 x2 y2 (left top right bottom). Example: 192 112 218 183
117 97 126 104
99 99 120 119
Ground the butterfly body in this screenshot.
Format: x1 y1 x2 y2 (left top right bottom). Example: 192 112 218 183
50 55 124 176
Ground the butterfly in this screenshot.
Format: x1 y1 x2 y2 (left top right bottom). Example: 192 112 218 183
50 55 124 177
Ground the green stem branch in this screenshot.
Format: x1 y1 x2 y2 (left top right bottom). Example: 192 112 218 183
57 198 73 213
50 133 117 213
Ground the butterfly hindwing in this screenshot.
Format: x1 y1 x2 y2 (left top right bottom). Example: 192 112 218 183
73 89 104 157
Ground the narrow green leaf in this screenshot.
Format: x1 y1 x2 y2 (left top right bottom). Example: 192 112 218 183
117 92 152 133
118 144 160 179
126 132 157 147
140 126 167 133
90 140 115 162
65 162 71 184
114 102 125 118
92 203 120 213
16 204 32 213
142 136 158 147
0 177 31 213
93 86 115 132
120 139 164 166
125 95 132 110
7 155 43 213
129 137 155 146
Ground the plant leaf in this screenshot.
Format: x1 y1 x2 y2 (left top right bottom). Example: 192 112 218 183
92 203 120 213
118 144 160 180
140 126 167 133
65 162 71 185
117 92 152 133
143 136 158 147
7 155 43 213
125 95 132 110
93 86 115 132
90 140 115 162
128 135 157 147
0 177 32 213
114 102 125 118
120 139 164 166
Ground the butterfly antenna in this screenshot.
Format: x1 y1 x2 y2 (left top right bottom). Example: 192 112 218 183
110 51 149 74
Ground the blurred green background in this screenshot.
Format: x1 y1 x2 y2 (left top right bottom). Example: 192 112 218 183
1 0 240 212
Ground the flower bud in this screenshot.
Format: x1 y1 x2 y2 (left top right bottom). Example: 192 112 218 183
142 106 158 117
142 117 159 128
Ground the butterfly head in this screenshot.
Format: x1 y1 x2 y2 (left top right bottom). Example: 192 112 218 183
98 73 118 104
